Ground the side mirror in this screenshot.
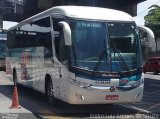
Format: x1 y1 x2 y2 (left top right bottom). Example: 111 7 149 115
58 21 72 46
137 26 155 48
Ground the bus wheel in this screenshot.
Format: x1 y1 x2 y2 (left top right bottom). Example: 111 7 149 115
46 79 54 104
154 70 158 75
143 70 146 74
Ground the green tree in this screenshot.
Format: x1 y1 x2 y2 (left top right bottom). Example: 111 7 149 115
145 5 160 24
144 5 160 39
144 5 160 53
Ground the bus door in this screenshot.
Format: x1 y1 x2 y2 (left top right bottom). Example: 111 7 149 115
57 31 69 99
52 15 69 98
58 63 69 99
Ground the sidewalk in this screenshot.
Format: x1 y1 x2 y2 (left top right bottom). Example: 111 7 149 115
0 71 42 119
0 71 30 113
0 71 13 85
0 71 40 119
0 73 66 119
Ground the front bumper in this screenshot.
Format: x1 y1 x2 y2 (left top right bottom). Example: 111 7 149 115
67 83 144 104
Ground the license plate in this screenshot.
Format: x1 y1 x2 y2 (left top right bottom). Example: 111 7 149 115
105 95 118 100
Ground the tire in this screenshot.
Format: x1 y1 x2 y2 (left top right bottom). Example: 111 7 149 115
154 70 158 75
143 70 146 74
46 78 55 104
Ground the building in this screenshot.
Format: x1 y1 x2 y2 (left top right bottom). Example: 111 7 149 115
0 0 23 29
0 0 146 29
23 0 145 19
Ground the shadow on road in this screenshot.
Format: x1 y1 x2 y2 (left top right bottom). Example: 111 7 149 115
0 84 149 118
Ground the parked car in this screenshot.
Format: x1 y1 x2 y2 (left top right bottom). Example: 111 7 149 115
143 57 160 74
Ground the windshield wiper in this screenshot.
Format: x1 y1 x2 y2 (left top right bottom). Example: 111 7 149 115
93 38 109 73
93 48 106 72
112 44 131 77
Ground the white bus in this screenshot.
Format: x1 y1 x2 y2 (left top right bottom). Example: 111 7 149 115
7 6 147 104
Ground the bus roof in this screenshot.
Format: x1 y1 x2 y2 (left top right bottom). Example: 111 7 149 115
9 6 134 30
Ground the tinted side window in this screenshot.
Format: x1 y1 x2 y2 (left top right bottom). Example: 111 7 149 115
7 17 52 51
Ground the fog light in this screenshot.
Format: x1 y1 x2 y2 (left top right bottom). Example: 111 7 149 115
76 94 85 100
135 92 141 99
110 86 116 92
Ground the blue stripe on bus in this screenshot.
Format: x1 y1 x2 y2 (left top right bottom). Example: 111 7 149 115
76 73 142 81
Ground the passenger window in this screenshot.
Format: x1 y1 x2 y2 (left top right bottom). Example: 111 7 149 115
7 16 52 53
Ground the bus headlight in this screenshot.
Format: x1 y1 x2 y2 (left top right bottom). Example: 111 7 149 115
67 77 91 88
130 79 144 87
76 94 85 100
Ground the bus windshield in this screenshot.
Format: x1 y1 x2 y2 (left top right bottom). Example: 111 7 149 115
69 19 142 73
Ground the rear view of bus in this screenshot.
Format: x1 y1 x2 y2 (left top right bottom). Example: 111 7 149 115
6 6 144 104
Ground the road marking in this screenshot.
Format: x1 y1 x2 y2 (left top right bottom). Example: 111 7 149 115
36 109 72 119
118 104 151 114
144 92 160 96
39 113 71 119
147 103 160 110
46 116 71 119
145 84 160 87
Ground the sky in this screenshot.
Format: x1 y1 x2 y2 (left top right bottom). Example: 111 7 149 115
3 21 18 30
3 0 160 29
134 0 160 25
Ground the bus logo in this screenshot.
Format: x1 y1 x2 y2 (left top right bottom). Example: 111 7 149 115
101 73 120 78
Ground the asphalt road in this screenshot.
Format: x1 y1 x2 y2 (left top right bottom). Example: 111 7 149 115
0 72 160 119
133 73 160 113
